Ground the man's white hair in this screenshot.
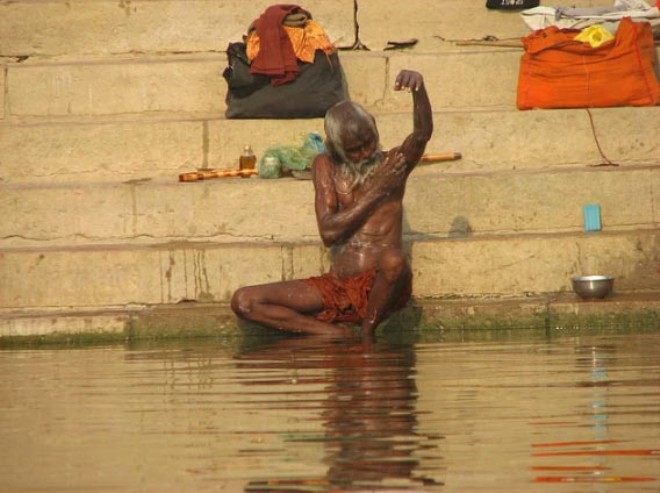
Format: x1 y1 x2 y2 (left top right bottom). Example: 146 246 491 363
324 101 379 164
324 101 382 191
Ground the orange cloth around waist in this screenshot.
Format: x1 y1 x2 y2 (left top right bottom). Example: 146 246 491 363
247 20 336 64
303 270 412 325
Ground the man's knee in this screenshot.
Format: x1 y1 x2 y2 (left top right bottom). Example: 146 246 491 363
230 287 254 319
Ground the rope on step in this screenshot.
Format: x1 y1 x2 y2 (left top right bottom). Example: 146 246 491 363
586 108 620 167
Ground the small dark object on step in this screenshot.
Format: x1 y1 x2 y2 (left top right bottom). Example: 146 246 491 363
385 39 419 50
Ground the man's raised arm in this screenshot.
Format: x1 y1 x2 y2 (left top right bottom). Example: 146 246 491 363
394 70 434 170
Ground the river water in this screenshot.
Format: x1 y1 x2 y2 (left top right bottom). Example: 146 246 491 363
1 329 658 492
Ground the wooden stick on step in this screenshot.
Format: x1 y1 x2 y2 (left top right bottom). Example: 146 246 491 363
179 152 461 182
419 152 462 164
455 39 523 48
178 169 258 182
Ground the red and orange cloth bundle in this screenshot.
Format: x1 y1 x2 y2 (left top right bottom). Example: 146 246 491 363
517 17 660 109
223 4 347 119
245 4 335 86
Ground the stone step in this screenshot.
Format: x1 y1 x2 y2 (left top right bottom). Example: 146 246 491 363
0 0 356 58
3 49 526 120
3 291 660 339
2 164 658 247
1 229 658 313
0 0 604 58
4 46 659 122
2 106 658 184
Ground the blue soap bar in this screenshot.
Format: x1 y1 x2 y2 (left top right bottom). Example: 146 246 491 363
584 204 602 232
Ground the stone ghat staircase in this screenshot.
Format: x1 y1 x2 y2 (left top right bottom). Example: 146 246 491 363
1 0 659 337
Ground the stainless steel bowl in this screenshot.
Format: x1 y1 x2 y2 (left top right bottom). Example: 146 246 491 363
571 275 615 300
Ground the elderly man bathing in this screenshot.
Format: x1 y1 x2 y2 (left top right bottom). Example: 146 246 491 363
231 69 433 338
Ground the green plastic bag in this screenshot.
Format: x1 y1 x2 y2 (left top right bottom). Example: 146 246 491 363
258 132 326 178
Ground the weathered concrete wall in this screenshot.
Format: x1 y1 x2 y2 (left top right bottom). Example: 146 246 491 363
2 165 658 247
0 242 330 309
412 230 660 297
0 65 5 120
2 106 659 184
7 56 227 117
2 230 658 312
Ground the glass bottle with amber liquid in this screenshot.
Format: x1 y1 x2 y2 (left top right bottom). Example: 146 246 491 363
239 145 256 178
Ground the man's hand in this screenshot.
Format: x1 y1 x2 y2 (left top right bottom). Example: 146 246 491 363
394 70 424 92
371 151 407 197
381 151 406 176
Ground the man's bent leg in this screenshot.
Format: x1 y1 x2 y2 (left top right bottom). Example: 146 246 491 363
231 280 352 337
360 248 412 337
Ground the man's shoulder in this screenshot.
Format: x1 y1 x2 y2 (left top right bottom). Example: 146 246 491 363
311 152 340 191
312 151 334 165
312 152 336 173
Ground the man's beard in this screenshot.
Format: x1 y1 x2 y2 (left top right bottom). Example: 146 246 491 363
338 150 382 191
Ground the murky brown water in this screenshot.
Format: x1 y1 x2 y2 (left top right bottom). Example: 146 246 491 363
1 329 659 493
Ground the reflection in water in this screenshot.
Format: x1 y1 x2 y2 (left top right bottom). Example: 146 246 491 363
531 340 659 485
236 336 444 492
1 330 659 492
